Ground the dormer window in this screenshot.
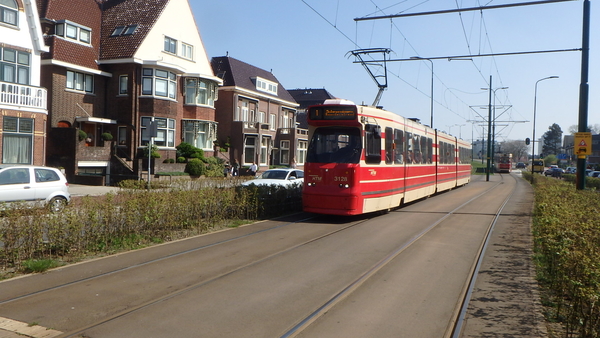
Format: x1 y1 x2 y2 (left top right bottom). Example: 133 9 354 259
55 20 92 44
253 77 277 95
111 24 137 36
0 0 17 26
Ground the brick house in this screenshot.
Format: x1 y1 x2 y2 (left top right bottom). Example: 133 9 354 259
0 0 49 166
37 0 221 185
288 88 336 129
211 56 303 172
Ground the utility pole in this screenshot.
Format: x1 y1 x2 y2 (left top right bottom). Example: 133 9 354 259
576 0 590 190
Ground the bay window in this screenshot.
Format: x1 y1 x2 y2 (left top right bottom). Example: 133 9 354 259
184 78 217 107
183 120 217 150
142 68 176 99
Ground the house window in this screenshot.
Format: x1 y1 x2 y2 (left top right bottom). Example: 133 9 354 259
118 126 127 146
185 78 217 106
164 36 177 54
269 114 276 130
66 70 93 93
260 136 269 165
244 136 256 164
0 0 17 26
297 140 307 165
183 120 216 150
141 68 176 99
141 117 175 147
181 43 193 59
240 101 249 121
258 112 265 124
280 140 290 165
119 75 128 95
2 117 33 164
55 21 92 44
1 47 30 85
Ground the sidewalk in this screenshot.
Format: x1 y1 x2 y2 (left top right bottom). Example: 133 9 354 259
68 184 120 197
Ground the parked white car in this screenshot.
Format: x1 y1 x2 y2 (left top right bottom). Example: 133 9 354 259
0 165 70 212
241 169 304 187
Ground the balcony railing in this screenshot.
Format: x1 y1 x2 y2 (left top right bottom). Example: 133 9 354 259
0 82 47 110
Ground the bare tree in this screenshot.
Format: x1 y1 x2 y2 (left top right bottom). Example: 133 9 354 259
568 124 600 134
500 140 529 163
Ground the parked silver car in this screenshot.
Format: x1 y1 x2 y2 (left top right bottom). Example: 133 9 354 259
241 169 304 187
0 165 70 212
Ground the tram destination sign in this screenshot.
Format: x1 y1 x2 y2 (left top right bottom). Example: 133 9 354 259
309 106 357 120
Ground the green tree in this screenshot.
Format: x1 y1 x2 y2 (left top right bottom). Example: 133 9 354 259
542 123 563 156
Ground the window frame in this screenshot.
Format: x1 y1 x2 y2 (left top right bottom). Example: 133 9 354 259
1 47 30 85
119 75 128 95
2 116 34 164
54 20 92 45
141 68 176 99
164 36 177 54
0 0 18 26
66 70 94 93
140 117 175 148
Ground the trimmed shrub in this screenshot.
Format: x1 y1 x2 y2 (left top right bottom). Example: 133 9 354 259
185 158 206 176
176 142 204 160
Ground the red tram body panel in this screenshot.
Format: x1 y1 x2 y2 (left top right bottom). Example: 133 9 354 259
303 100 472 216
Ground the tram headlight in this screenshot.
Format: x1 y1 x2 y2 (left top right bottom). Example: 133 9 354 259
307 182 315 187
339 183 350 188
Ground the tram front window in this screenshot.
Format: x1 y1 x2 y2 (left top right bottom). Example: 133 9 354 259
307 127 362 163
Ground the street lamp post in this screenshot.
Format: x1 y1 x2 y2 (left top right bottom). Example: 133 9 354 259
410 57 434 128
531 76 559 183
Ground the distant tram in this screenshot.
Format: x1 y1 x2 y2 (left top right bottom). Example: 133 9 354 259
302 99 472 216
495 153 512 173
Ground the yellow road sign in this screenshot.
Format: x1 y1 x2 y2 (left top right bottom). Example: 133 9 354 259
575 132 592 156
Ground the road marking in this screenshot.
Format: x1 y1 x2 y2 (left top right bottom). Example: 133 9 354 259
0 317 62 338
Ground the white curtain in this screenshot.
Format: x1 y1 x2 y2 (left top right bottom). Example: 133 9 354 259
2 134 32 164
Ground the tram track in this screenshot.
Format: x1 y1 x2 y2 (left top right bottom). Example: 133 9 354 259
284 174 516 338
0 174 517 337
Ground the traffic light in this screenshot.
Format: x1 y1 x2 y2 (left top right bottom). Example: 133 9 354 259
525 137 530 145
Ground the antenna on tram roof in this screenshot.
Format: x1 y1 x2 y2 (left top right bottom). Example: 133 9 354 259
347 48 391 107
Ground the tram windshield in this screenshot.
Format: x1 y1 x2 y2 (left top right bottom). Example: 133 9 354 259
307 127 362 164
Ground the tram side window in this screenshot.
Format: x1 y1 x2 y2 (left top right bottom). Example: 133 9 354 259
365 124 381 164
394 129 403 164
439 142 448 164
450 145 456 164
426 137 433 163
404 132 415 164
385 127 393 164
415 134 424 164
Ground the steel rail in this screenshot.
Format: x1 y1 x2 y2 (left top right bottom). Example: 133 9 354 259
280 176 507 338
58 216 374 338
448 173 517 338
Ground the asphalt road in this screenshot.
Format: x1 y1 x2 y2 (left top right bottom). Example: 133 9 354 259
0 173 547 338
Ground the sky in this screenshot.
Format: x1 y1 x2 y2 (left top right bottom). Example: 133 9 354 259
191 0 598 150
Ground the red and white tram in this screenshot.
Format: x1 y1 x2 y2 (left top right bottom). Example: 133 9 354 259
495 153 512 173
303 99 472 216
